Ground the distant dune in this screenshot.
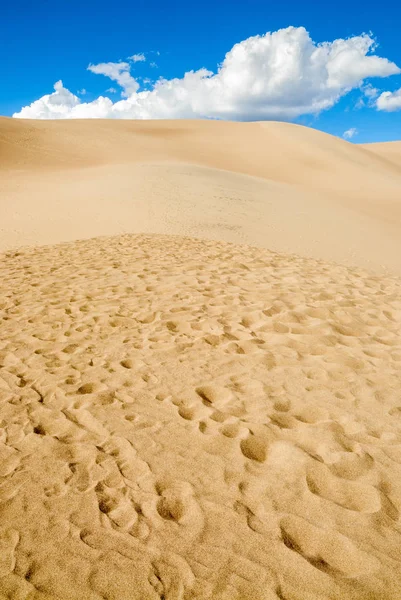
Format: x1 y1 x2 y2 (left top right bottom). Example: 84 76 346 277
361 140 401 168
1 117 401 273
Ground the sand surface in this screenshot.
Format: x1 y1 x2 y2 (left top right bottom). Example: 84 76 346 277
361 141 401 168
1 118 401 274
1 234 401 599
1 119 401 599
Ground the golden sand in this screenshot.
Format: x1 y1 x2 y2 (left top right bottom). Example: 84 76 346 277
0 119 401 599
1 118 401 274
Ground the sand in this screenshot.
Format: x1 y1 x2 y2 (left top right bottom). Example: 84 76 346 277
361 141 401 168
1 119 401 599
1 118 401 274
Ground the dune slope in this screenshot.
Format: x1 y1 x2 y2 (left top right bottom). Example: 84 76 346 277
361 141 401 168
1 118 401 273
1 234 401 600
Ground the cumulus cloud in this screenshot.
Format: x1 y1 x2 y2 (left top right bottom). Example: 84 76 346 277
13 27 400 120
87 61 139 97
343 127 358 139
14 80 81 119
376 88 401 111
129 53 146 62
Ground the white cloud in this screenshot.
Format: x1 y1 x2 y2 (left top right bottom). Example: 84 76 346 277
129 53 146 63
376 88 401 111
106 87 118 94
363 84 380 99
13 80 81 119
355 83 380 108
87 61 139 97
10 80 115 119
343 127 358 139
77 88 87 95
13 27 400 120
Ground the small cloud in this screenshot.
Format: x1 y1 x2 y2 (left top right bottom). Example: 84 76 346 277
149 62 158 68
106 87 117 94
77 88 87 95
355 83 380 109
142 78 154 89
376 87 401 111
363 84 379 99
129 53 146 62
343 127 358 139
88 61 139 97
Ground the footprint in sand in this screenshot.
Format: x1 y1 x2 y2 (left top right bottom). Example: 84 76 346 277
240 433 269 463
95 481 139 530
0 529 19 577
306 460 381 513
195 385 233 408
220 421 248 439
280 514 380 577
328 450 374 480
155 480 204 534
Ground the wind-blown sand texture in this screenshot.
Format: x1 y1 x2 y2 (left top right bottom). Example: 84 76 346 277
1 119 401 599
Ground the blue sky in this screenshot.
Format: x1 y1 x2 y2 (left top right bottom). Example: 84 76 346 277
2 0 401 141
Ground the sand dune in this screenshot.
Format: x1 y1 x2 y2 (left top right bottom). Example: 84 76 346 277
361 141 401 168
1 117 401 273
1 119 401 599
1 234 401 599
